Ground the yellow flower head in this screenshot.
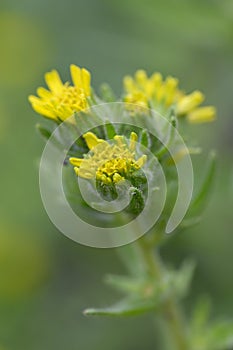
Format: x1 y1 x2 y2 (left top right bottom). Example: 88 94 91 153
29 64 91 121
123 70 216 123
69 132 147 184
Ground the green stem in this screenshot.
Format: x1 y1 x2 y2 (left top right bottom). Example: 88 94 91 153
138 238 189 350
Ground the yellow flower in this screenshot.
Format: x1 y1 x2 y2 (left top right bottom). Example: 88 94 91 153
123 70 216 123
186 106 216 123
29 64 91 121
69 132 147 184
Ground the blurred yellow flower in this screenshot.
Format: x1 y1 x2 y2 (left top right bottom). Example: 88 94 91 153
123 70 216 123
29 64 91 121
187 106 216 123
70 132 147 184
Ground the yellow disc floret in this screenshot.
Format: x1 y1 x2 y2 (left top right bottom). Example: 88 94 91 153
123 69 216 123
69 132 147 184
28 64 91 121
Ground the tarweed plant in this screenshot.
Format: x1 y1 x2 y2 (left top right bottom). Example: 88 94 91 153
29 65 233 350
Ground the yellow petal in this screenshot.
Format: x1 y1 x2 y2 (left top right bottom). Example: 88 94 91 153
123 76 135 92
78 169 94 179
177 91 204 115
165 76 178 88
81 68 91 96
70 64 82 89
151 72 162 85
28 100 56 120
114 135 124 147
129 132 138 151
164 77 179 106
83 132 104 150
74 166 94 179
96 173 108 183
113 173 124 183
28 95 41 104
37 87 52 99
187 106 216 123
135 70 147 87
45 70 63 94
69 157 83 166
136 155 147 167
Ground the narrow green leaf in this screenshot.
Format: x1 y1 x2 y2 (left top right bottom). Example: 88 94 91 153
83 297 159 317
191 151 216 212
191 296 212 330
180 216 202 229
173 260 196 299
104 274 147 294
104 122 117 140
155 118 176 159
99 83 116 102
140 129 151 149
36 123 52 140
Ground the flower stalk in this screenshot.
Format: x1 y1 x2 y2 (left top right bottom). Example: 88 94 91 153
137 236 189 350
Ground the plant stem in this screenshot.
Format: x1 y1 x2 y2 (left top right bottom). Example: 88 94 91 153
138 238 189 350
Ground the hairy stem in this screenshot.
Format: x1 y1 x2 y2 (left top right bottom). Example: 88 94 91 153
138 238 189 350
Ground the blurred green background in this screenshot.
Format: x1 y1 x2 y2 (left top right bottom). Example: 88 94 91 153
0 0 233 349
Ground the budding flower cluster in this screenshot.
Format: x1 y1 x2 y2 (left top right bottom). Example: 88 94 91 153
29 64 216 216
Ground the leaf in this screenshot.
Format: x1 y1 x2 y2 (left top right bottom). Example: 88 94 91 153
99 83 116 102
191 296 212 330
154 116 176 159
208 320 233 350
179 216 202 229
191 317 233 350
36 123 52 140
190 151 216 214
104 261 195 305
83 296 159 317
191 296 233 350
104 122 117 140
140 129 151 149
84 259 195 319
104 274 149 294
190 297 213 350
172 260 196 299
